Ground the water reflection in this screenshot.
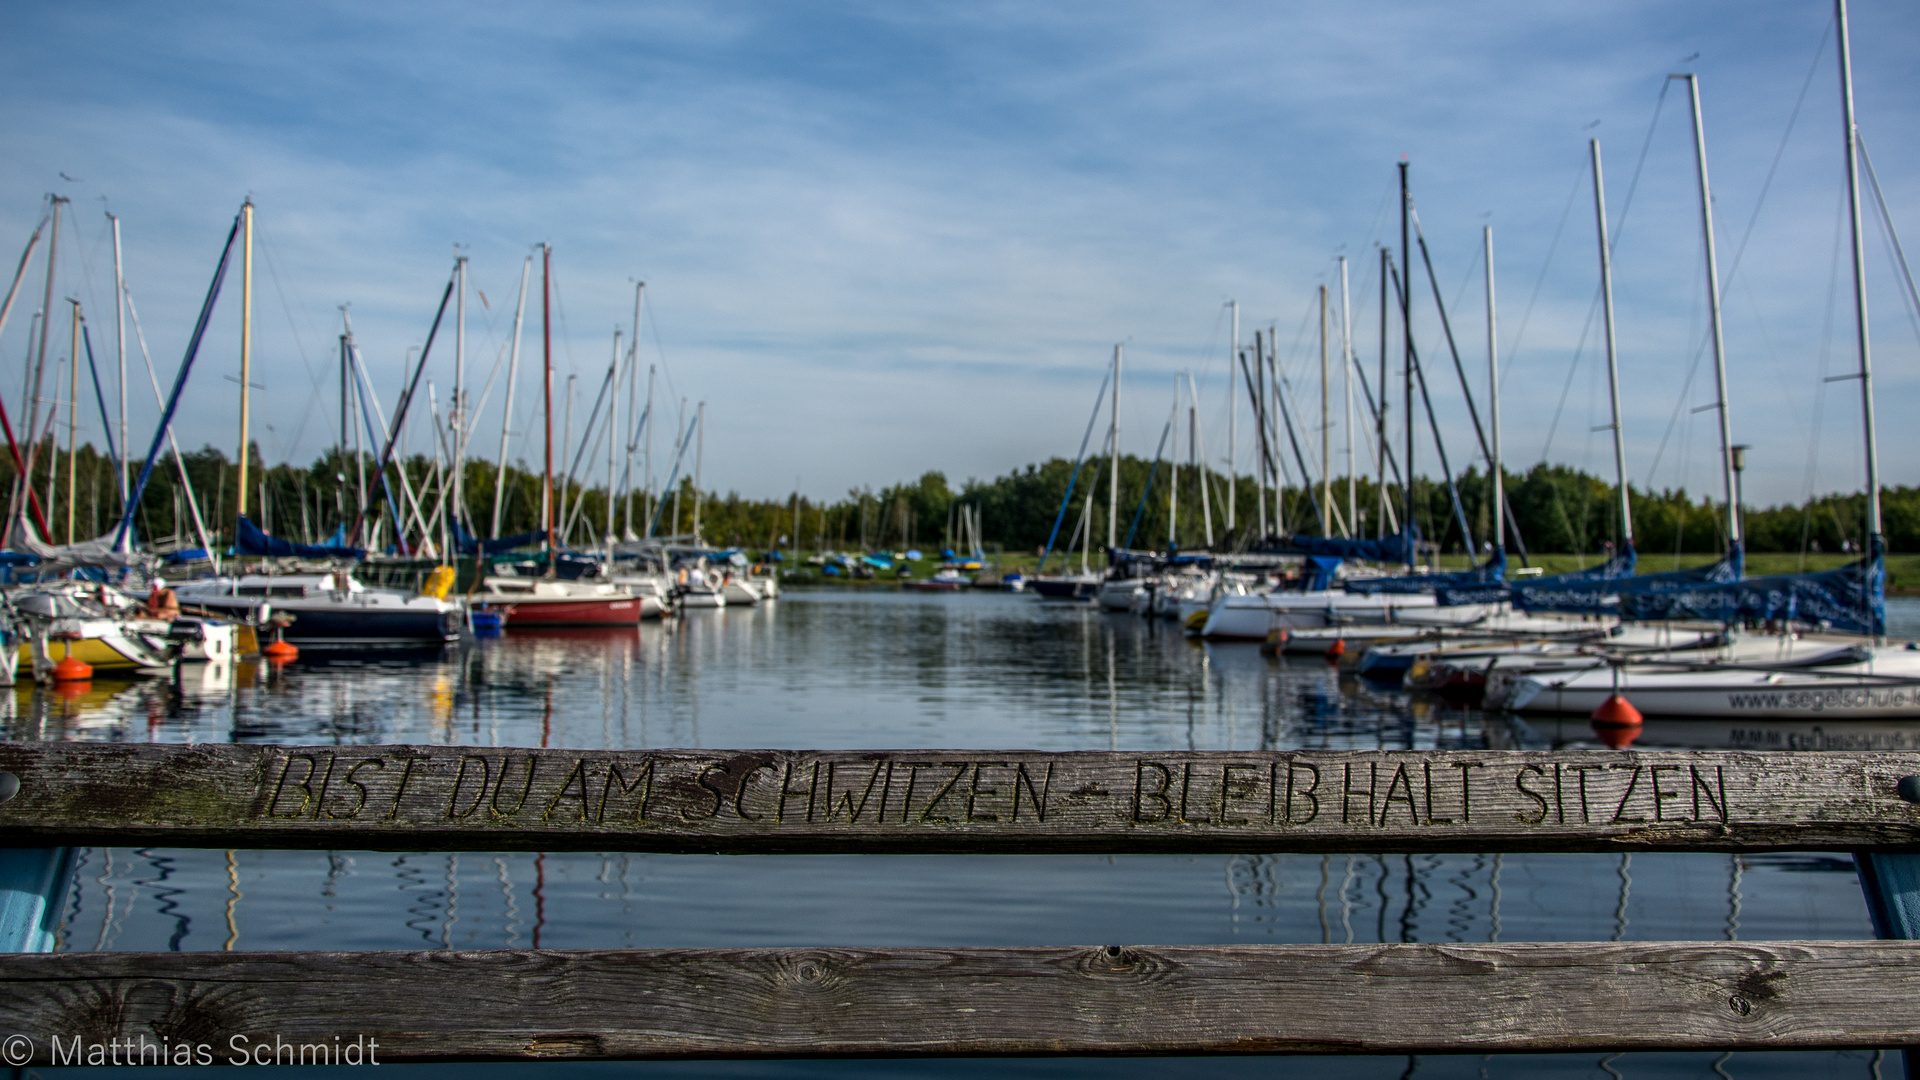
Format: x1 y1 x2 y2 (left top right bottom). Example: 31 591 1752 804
29 589 1906 1078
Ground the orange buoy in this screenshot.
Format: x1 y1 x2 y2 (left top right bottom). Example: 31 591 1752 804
52 653 93 682
262 638 299 662
1590 693 1643 749
1591 692 1643 727
1324 639 1346 662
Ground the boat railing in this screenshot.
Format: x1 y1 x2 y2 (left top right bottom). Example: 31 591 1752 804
1 743 1919 1063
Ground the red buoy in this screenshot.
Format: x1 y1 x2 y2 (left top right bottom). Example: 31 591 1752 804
1590 693 1643 749
1324 639 1346 662
262 639 299 662
52 650 92 682
1591 693 1643 727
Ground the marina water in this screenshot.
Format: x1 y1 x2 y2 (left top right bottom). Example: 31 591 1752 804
25 590 1917 1078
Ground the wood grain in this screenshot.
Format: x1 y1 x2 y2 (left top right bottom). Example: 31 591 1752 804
1 942 1915 1060
0 743 1916 853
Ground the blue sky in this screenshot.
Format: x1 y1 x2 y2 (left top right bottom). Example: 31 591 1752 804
0 1 1915 510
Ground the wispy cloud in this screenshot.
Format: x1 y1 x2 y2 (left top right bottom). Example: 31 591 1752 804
0 1 1914 505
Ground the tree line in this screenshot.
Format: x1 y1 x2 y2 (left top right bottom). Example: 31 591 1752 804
0 437 1903 559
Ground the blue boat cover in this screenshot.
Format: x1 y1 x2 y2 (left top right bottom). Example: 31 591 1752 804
1347 550 1505 596
1287 530 1414 564
236 515 366 560
1303 555 1343 592
1619 544 1883 637
452 518 546 556
1513 547 1745 615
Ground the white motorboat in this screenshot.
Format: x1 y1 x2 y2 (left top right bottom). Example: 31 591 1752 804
1506 643 1920 719
172 573 463 648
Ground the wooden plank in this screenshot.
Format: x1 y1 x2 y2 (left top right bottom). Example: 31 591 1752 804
0 743 1917 853
1 942 1916 1061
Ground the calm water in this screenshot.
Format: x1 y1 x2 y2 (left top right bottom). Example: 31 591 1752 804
24 590 1919 1079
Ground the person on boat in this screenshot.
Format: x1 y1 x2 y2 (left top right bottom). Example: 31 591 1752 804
144 577 180 621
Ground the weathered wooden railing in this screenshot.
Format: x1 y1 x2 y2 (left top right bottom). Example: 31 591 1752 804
2 744 1919 1064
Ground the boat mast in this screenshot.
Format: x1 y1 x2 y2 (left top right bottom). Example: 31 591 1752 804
693 400 705 546
1378 245 1389 538
1590 140 1634 550
605 328 620 553
1319 285 1332 535
1107 344 1120 555
623 281 643 540
1836 0 1880 558
490 255 530 539
1400 159 1414 569
1676 74 1741 555
453 254 466 541
1252 334 1267 538
1226 300 1237 539
1168 376 1178 549
1485 226 1504 560
1340 255 1355 537
1188 373 1213 547
21 196 64 533
109 212 127 506
237 198 253 524
542 243 554 563
66 299 79 543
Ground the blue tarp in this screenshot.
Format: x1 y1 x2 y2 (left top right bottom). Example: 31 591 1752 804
452 518 546 557
1303 555 1343 592
1513 547 1743 615
1619 546 1883 637
1346 550 1506 596
235 515 365 560
1286 531 1414 564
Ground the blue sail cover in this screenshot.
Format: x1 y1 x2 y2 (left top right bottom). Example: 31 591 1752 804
1287 531 1414 563
1619 548 1884 636
452 518 546 556
1346 550 1506 596
236 515 366 560
1513 547 1745 615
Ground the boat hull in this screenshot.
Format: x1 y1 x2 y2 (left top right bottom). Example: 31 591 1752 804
489 598 643 626
186 597 460 647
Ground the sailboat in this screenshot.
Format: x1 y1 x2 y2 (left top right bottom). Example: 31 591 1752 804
1503 23 1920 720
1030 350 1117 602
474 246 643 627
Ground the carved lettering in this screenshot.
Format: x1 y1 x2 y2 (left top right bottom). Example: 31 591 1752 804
1342 762 1377 826
1423 762 1453 825
1451 762 1482 823
598 759 654 824
686 763 727 822
1692 765 1728 822
825 761 885 823
1012 762 1051 822
777 762 818 824
735 763 773 822
265 754 321 819
1649 765 1682 821
491 756 538 817
1379 764 1418 825
1219 764 1260 826
1610 764 1647 824
447 756 491 819
309 753 338 820
543 760 594 823
1177 763 1212 824
965 763 1005 823
1283 761 1320 824
918 764 967 824
329 758 384 820
387 755 423 820
1514 765 1549 825
1133 762 1173 823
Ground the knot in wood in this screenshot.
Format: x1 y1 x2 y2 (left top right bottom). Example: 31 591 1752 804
1076 946 1166 981
771 952 844 992
1727 995 1753 1016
